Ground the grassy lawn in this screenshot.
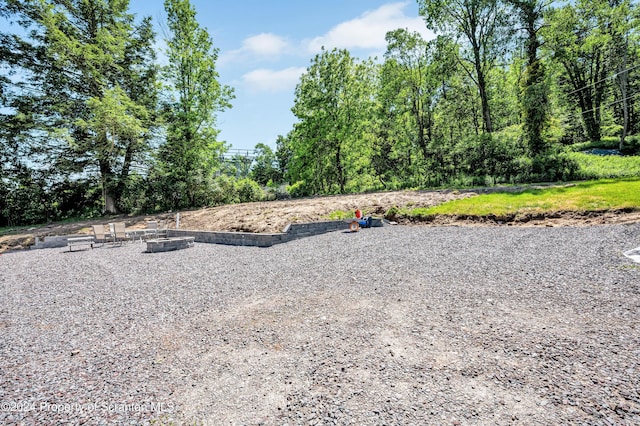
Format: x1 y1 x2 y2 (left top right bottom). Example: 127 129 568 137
408 178 640 218
570 152 640 179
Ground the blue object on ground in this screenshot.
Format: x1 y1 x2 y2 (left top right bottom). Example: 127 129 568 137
583 149 621 156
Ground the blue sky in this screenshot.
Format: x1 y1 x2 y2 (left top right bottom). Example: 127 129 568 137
131 1 434 151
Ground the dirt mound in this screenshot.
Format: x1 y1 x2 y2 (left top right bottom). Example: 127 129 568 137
176 190 470 233
2 189 639 253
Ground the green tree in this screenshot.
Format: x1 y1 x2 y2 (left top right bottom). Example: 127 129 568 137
0 0 158 214
544 0 614 142
606 0 639 149
418 0 511 133
275 134 293 183
508 0 550 156
382 29 439 160
158 0 234 209
250 143 281 185
290 48 375 194
376 31 458 186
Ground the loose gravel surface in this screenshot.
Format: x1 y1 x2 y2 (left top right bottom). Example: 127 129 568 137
1 224 639 425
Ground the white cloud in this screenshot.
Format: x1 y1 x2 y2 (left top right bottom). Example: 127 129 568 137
243 33 290 56
222 33 291 64
307 2 434 53
242 67 306 93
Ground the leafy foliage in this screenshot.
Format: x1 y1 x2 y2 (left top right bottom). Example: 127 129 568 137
1 0 639 227
154 0 234 210
289 48 376 195
569 152 640 179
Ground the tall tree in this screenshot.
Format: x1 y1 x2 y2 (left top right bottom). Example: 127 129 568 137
382 29 438 160
418 0 511 133
250 143 280 186
544 0 613 142
275 134 293 183
0 0 157 213
288 49 373 193
509 0 550 155
290 48 375 194
159 0 234 209
376 31 457 186
606 0 639 149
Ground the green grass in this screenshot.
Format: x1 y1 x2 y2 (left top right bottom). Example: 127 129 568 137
408 178 640 218
571 152 640 179
325 210 356 220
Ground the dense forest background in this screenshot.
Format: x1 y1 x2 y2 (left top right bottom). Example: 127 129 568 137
1 0 639 227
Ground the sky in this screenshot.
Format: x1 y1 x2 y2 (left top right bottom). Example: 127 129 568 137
130 1 434 151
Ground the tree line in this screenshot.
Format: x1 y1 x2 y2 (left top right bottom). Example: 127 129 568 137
0 0 237 226
282 0 640 196
1 0 639 227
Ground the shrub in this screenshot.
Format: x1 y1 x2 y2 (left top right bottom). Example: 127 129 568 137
235 178 264 203
286 180 308 198
210 175 239 205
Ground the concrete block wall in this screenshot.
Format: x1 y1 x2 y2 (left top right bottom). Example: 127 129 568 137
30 219 383 250
283 220 350 239
167 220 357 247
166 229 291 247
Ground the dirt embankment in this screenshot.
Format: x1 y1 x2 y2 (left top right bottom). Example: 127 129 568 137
2 189 640 253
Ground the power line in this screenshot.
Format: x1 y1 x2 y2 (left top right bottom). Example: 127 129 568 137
566 63 640 96
562 91 640 121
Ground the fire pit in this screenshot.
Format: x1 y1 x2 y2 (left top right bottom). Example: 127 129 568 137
146 237 195 253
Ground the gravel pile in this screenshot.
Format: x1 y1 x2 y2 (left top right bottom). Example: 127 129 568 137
1 224 639 425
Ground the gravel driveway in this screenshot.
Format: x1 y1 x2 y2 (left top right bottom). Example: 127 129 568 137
1 225 639 425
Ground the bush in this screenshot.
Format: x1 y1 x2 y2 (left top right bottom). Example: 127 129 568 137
235 178 264 203
450 132 529 184
265 183 290 200
531 151 579 182
286 180 308 198
210 175 239 205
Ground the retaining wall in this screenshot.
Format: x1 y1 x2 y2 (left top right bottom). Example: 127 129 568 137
31 219 383 250
166 219 380 247
166 229 290 247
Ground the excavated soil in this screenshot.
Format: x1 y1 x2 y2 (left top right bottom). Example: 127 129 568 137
1 188 640 253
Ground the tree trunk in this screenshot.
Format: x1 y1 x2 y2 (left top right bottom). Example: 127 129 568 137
478 77 493 133
618 40 629 150
473 43 492 133
100 160 118 214
335 143 345 193
413 98 429 160
565 63 602 142
115 137 135 200
517 0 547 155
620 86 629 150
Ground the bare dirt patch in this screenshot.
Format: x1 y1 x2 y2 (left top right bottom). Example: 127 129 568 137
0 190 469 252
2 188 639 253
417 209 640 227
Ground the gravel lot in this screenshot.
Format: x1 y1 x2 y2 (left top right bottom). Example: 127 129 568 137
1 224 639 425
